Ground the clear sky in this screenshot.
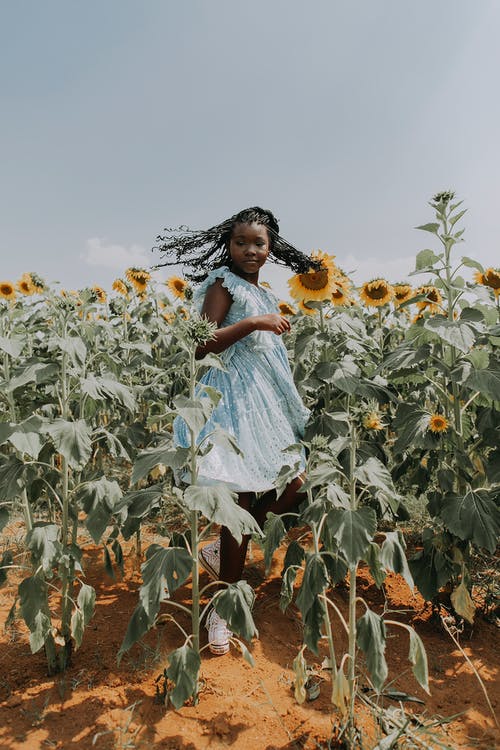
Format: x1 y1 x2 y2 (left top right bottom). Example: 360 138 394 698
1 1 498 299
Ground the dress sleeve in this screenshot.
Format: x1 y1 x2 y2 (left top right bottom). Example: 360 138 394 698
193 266 250 312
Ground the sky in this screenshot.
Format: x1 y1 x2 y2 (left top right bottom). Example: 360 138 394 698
1 0 498 300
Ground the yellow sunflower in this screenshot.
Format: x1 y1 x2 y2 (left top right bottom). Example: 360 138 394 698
297 299 317 316
331 277 353 307
166 276 189 300
392 283 413 307
162 311 175 324
415 285 443 314
278 301 297 316
474 267 500 297
92 285 107 303
260 281 272 289
17 273 36 295
428 414 449 433
0 281 16 300
125 267 151 294
363 411 384 430
112 278 129 297
359 278 394 307
288 250 338 302
177 306 190 320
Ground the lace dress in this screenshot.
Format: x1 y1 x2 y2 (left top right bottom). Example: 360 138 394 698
174 266 309 492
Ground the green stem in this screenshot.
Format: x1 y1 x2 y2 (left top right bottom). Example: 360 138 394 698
311 525 338 681
188 347 200 698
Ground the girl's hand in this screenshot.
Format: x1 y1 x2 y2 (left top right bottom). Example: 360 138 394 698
253 313 291 335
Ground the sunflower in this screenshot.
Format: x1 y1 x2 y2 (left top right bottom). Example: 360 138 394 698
112 278 129 297
297 299 317 316
428 414 449 433
17 273 36 295
92 285 107 303
24 272 45 293
474 267 500 297
0 281 16 300
177 306 190 320
162 311 175 324
125 267 151 293
363 411 384 430
331 277 353 306
359 278 394 307
415 285 443 314
288 250 338 302
392 283 413 307
166 276 189 300
278 301 297 316
260 281 272 289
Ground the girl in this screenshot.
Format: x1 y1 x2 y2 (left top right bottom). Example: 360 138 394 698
159 207 316 655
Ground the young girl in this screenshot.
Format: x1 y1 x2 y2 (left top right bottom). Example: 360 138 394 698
159 207 315 655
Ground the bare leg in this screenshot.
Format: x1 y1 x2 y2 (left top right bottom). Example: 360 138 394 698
218 477 306 583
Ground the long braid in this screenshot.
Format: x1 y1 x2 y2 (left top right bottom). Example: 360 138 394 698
154 206 320 282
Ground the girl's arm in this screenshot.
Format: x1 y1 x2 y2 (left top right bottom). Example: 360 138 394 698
195 278 291 358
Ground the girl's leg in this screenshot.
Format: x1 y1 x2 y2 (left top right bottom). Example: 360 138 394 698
219 492 254 583
252 475 306 528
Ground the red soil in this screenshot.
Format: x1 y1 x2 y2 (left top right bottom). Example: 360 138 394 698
0 525 498 750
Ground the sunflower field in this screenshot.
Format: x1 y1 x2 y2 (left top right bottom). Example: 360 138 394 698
0 192 499 748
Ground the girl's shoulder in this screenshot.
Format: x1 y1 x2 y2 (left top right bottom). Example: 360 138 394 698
193 266 263 309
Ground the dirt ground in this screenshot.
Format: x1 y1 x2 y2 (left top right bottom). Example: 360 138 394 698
0 523 498 750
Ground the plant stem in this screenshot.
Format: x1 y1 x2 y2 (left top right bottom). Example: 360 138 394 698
188 347 200 699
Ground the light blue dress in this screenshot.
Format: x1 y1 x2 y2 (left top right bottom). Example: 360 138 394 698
174 266 309 492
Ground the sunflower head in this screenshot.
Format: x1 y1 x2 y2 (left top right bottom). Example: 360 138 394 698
415 285 443 313
392 283 413 307
16 273 37 295
28 273 45 293
330 277 353 307
112 278 130 297
428 414 449 433
92 285 107 304
278 301 297 316
431 190 455 207
297 299 318 316
363 411 384 431
166 276 190 300
359 278 394 307
475 267 500 297
0 281 16 301
125 267 151 293
288 250 338 303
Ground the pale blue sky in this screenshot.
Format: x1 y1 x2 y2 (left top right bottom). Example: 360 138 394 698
1 1 498 298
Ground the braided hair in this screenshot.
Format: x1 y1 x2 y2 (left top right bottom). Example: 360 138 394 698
154 206 320 282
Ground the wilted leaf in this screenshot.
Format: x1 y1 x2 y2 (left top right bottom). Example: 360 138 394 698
213 580 257 641
292 648 308 704
380 531 414 590
71 583 96 649
296 554 328 619
118 604 150 661
407 627 430 693
166 645 201 709
450 580 475 625
357 608 387 692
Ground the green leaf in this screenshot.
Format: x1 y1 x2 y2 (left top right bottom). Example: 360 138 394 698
123 487 164 520
303 597 326 654
409 541 455 601
183 484 261 544
407 627 430 693
7 416 45 459
423 317 477 353
365 542 386 588
78 477 124 543
262 513 286 573
7 360 58 393
80 375 136 412
357 608 388 692
118 604 151 661
450 580 475 625
328 507 377 565
131 443 189 484
461 256 484 272
29 611 53 654
0 335 25 358
0 455 26 500
440 489 500 553
280 565 299 612
173 395 213 436
166 645 201 709
46 419 92 469
355 457 396 496
380 531 414 590
213 580 257 641
48 335 87 366
205 427 243 457
296 553 328 619
392 403 433 453
415 226 440 238
197 352 226 371
26 523 61 573
140 544 192 618
19 574 50 652
464 359 500 401
71 583 96 649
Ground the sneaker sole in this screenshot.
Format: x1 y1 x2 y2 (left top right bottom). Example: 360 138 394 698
199 546 219 581
208 641 230 656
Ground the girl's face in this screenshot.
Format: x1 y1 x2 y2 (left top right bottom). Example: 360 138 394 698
228 222 270 280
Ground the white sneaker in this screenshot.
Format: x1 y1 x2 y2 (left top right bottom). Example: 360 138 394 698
206 608 232 656
199 537 221 581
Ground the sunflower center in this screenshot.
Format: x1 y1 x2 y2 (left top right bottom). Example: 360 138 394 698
366 284 388 299
299 268 329 290
1 284 13 294
485 271 500 289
